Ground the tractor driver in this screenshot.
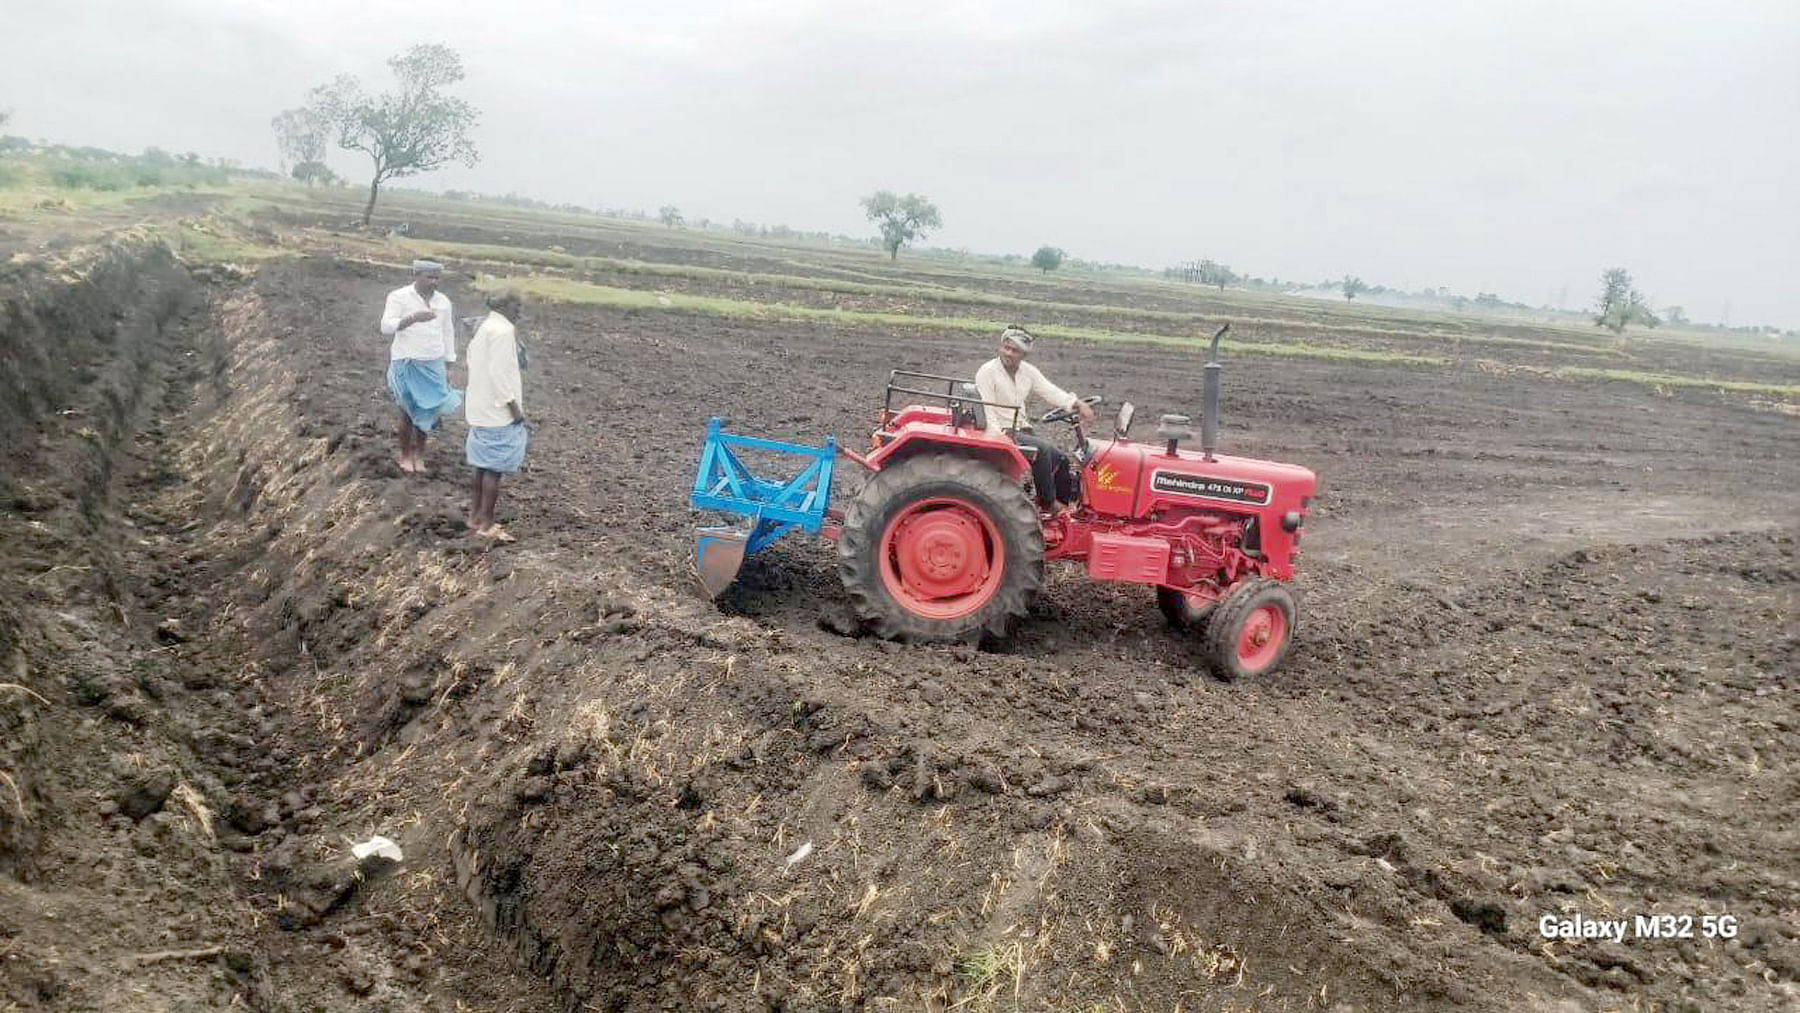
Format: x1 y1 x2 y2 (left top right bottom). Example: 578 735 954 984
974 326 1096 510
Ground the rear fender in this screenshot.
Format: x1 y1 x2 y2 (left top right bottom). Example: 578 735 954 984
866 425 1031 481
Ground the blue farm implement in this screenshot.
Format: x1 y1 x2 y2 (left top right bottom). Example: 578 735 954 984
689 417 838 598
690 336 1320 680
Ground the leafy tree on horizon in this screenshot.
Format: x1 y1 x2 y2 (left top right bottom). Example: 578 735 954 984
860 191 941 261
1341 275 1368 301
1031 245 1065 274
306 44 480 226
658 204 684 228
1198 259 1236 290
270 107 327 178
1593 268 1659 334
292 160 337 186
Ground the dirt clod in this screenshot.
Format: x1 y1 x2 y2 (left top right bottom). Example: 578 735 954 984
116 770 177 821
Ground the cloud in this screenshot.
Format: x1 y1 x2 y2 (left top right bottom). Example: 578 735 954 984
0 0 1794 325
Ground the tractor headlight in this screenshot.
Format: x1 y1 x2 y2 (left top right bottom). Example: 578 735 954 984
1281 510 1303 533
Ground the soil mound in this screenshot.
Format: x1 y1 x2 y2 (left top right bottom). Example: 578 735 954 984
4 244 1795 1012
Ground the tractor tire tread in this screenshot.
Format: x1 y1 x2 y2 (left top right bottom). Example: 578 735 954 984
837 453 1044 642
1202 578 1298 681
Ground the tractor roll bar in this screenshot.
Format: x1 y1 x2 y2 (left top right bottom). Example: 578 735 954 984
883 370 1024 432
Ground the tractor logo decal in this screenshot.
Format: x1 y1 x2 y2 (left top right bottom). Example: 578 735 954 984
1150 470 1272 505
1093 463 1130 494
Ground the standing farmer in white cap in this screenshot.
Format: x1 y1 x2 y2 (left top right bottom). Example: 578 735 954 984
463 290 529 541
974 324 1095 509
379 259 462 474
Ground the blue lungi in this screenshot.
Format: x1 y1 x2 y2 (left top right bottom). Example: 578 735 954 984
387 359 463 433
467 421 529 474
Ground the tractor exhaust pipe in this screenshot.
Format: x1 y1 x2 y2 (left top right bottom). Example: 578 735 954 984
1201 323 1229 461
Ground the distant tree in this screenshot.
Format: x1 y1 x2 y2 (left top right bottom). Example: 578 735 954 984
1341 275 1368 301
658 204 684 228
0 109 11 130
307 44 480 226
860 191 941 261
1663 305 1688 326
270 107 327 177
1197 259 1236 289
1592 268 1659 333
1031 245 1065 274
292 160 337 186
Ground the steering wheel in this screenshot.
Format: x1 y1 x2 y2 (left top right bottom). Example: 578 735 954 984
1039 395 1104 426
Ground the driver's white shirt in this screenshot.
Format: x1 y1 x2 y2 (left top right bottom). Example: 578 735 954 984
974 357 1077 436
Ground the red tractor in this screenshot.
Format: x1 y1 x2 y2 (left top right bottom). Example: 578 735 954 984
692 326 1318 678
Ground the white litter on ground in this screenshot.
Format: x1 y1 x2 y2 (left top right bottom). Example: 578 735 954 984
352 835 404 863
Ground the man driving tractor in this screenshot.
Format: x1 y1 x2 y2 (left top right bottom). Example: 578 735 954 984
974 325 1097 509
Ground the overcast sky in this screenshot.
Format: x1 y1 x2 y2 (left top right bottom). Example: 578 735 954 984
4 0 1796 327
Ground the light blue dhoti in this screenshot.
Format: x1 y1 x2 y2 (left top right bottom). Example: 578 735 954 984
466 421 529 474
387 359 462 433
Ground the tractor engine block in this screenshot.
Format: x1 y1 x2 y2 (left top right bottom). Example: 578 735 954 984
1158 513 1254 590
1047 511 1254 593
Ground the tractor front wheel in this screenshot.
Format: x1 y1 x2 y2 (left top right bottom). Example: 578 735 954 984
1201 579 1297 681
1157 586 1217 629
837 453 1044 641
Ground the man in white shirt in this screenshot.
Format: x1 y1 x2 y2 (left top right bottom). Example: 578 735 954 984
463 291 529 542
973 326 1095 509
380 259 461 474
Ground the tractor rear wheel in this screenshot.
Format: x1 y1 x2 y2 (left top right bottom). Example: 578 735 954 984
1201 579 1297 681
837 453 1044 642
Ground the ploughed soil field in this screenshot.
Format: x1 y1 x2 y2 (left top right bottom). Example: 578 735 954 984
2 202 1796 1012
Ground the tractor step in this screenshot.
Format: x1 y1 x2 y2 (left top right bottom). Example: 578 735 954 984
689 417 837 598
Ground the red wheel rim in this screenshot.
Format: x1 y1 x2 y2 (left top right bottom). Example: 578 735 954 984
878 497 1005 620
1235 603 1287 672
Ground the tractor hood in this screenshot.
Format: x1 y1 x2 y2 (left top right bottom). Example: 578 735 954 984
1086 440 1316 518
1145 447 1317 505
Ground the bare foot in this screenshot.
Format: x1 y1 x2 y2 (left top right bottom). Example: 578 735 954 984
397 456 418 474
478 524 517 543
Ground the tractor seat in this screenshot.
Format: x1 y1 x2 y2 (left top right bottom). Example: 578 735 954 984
952 383 987 432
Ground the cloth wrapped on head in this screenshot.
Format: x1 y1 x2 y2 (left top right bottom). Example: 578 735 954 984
411 259 445 274
1000 326 1035 352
